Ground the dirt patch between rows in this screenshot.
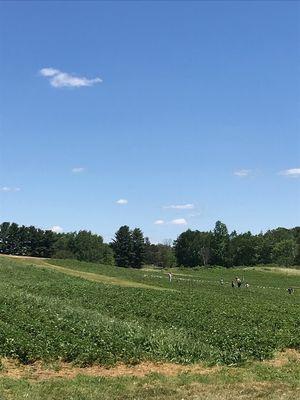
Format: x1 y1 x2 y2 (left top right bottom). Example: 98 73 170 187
1 350 299 381
0 359 219 381
263 349 300 367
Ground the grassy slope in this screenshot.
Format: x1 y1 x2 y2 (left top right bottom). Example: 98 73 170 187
4 256 170 291
0 255 299 399
0 255 299 364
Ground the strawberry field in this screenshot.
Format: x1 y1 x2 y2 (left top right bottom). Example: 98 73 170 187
0 256 299 366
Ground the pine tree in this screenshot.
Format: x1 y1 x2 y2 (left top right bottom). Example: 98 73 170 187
130 228 145 268
111 225 132 267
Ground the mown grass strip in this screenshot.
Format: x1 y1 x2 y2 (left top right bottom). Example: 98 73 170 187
2 256 173 291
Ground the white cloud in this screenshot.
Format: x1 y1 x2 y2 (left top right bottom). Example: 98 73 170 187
234 169 251 177
0 187 20 192
170 218 187 225
51 225 63 233
188 212 202 218
116 199 128 205
154 220 165 225
164 204 194 210
72 167 85 173
39 67 102 88
279 168 300 178
40 68 60 77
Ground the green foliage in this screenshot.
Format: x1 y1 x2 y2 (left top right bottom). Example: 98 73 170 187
72 230 102 261
175 223 299 268
111 226 145 268
212 221 230 266
175 230 214 267
144 240 176 268
1 221 300 268
157 244 176 269
111 226 133 267
102 245 115 266
130 228 145 268
0 223 114 265
0 257 299 367
272 239 297 266
175 230 203 267
52 231 114 265
52 233 76 259
229 232 259 266
0 222 56 257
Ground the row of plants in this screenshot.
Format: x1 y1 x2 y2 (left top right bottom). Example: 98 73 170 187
0 258 299 366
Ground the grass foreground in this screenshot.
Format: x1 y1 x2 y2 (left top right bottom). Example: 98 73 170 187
0 351 299 399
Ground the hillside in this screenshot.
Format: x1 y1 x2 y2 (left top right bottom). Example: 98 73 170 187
0 255 299 399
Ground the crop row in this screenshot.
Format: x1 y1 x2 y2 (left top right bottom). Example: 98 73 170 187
0 258 299 366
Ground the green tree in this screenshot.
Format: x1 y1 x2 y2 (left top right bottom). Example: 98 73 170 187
256 233 273 264
102 244 115 265
52 230 114 264
292 227 300 265
18 225 32 256
198 232 213 266
272 239 297 266
111 225 132 267
7 222 21 254
144 237 153 265
212 221 230 266
156 244 177 268
52 232 76 259
0 222 12 254
174 230 213 267
38 229 56 258
73 230 106 263
174 229 200 267
130 228 145 268
229 232 258 266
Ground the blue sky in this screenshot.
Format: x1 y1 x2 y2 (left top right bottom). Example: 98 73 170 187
0 1 299 243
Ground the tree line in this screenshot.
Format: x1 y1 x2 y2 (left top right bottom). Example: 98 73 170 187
0 222 114 264
0 221 299 268
175 221 300 267
111 226 176 268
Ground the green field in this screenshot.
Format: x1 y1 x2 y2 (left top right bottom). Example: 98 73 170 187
0 255 299 399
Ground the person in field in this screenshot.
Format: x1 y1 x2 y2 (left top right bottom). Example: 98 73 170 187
231 280 235 288
167 272 173 283
287 287 294 295
235 276 242 288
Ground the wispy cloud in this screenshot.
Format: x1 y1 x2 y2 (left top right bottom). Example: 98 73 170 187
116 199 128 205
40 67 102 88
188 212 202 218
71 167 85 173
0 186 21 192
279 168 300 178
234 169 252 177
170 218 187 225
164 204 194 210
154 218 188 226
51 225 63 233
